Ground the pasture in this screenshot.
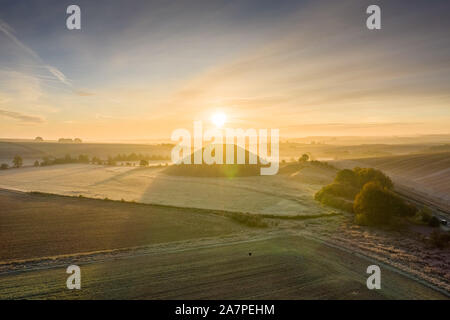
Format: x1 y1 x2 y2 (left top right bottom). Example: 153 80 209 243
0 163 335 216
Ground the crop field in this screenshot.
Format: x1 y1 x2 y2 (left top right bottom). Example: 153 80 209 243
0 163 335 216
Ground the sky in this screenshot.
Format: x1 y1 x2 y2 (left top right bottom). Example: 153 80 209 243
0 0 449 141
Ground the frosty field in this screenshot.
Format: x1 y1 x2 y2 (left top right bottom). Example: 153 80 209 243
0 164 334 216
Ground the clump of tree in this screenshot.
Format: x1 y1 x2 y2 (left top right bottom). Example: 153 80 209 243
353 182 416 225
299 154 309 162
106 156 116 166
309 160 335 169
12 155 23 168
58 138 82 143
334 167 393 190
315 167 416 226
39 154 90 166
112 153 170 161
87 153 169 166
91 156 102 165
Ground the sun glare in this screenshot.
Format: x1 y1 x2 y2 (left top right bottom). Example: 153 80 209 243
211 112 227 128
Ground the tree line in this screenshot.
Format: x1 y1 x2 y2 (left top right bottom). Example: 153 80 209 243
0 153 170 169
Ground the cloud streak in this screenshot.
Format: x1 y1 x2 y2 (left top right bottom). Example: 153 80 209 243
0 18 75 90
0 109 44 123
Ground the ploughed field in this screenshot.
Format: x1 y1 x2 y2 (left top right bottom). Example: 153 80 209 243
0 190 446 299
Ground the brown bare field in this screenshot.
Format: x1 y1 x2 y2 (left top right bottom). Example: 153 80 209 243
0 189 448 299
1 235 446 300
0 189 250 262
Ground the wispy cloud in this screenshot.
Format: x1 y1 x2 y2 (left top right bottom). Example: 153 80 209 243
45 65 71 86
0 19 40 61
0 108 44 123
0 18 88 95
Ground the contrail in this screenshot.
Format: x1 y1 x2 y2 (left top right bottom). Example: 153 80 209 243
0 18 72 88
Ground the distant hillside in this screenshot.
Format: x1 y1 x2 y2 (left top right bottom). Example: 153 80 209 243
0 141 172 160
165 144 265 177
423 144 450 153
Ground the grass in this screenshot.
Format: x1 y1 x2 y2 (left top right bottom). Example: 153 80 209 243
260 211 341 220
28 190 342 228
1 236 446 300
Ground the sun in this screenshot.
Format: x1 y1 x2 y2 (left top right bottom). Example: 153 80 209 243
211 112 227 128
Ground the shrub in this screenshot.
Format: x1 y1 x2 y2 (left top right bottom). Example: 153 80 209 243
429 231 450 249
334 169 358 186
353 182 416 225
428 216 441 228
353 167 393 189
354 213 370 225
316 192 354 212
78 154 90 163
34 160 40 167
12 155 23 168
140 159 149 166
107 156 116 166
228 212 268 228
315 182 359 200
0 163 9 170
418 207 433 223
299 154 309 162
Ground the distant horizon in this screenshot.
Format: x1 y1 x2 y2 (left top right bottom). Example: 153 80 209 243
1 133 450 145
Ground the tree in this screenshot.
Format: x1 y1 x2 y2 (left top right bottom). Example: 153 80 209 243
78 154 89 163
74 138 82 143
140 159 149 167
12 155 23 168
64 154 72 163
91 156 101 165
334 169 358 186
34 160 40 167
299 154 309 162
107 156 116 166
354 182 415 225
34 136 44 142
353 167 393 189
41 156 51 166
